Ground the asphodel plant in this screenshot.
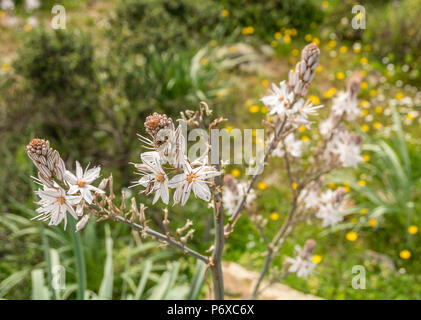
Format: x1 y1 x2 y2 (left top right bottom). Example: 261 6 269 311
27 44 363 299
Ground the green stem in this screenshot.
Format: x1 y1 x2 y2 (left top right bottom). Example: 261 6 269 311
30 163 54 300
68 217 87 300
40 223 55 299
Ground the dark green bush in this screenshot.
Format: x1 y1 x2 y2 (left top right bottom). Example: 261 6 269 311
108 0 220 55
363 0 421 64
15 29 97 98
10 29 101 169
218 0 324 40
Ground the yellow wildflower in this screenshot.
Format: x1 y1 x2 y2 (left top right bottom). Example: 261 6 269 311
408 225 418 235
336 72 345 80
339 46 348 53
312 254 322 264
257 182 267 190
361 124 369 132
368 219 377 227
346 231 358 242
400 250 411 259
396 92 404 100
231 168 240 178
359 208 368 215
249 105 260 113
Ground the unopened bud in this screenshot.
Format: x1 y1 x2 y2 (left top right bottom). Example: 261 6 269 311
76 215 90 232
302 239 316 259
144 113 173 137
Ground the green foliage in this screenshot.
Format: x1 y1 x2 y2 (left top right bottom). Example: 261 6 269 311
15 28 97 99
219 0 324 41
363 0 421 64
108 0 220 54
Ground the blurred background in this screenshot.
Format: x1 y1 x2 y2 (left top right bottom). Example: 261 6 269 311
1 0 421 299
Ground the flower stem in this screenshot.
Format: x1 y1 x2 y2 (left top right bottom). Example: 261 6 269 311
68 217 87 300
211 167 225 300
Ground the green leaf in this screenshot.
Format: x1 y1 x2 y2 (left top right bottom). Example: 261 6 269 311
134 259 153 300
31 269 48 300
98 224 114 300
187 260 206 300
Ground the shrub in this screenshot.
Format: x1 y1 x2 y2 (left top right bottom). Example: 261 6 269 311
10 29 100 167
362 0 421 80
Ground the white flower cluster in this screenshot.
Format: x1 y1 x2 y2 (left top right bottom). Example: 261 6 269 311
261 80 323 129
325 130 363 168
222 174 256 215
27 139 104 230
284 239 317 279
132 113 220 206
272 133 303 158
320 74 363 168
300 183 348 227
261 44 323 159
1 0 40 11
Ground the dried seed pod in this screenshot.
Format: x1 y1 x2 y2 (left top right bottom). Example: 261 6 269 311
144 112 173 137
27 138 66 186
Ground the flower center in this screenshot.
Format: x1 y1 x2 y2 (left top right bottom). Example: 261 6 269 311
156 173 166 183
57 196 66 205
278 96 284 102
77 179 86 187
187 172 197 183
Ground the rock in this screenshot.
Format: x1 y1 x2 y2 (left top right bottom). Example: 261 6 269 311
221 261 321 300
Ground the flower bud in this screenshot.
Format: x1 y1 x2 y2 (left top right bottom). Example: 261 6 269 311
144 113 173 137
302 239 316 259
76 215 90 232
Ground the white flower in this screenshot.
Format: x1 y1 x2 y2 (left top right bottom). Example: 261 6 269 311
284 133 303 158
26 17 38 27
331 91 359 121
290 98 323 125
33 186 82 229
76 215 90 232
25 0 40 11
223 182 256 215
222 187 238 215
319 115 336 137
1 0 15 11
315 189 347 227
272 144 285 158
138 123 186 169
299 189 320 210
169 162 220 206
261 81 294 117
285 245 316 279
65 161 104 205
132 151 169 204
329 131 362 168
315 202 345 227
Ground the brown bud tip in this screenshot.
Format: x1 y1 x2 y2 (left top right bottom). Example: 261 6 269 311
223 174 239 194
302 43 320 61
335 187 347 202
144 112 173 137
27 138 50 156
303 239 316 258
347 72 362 99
